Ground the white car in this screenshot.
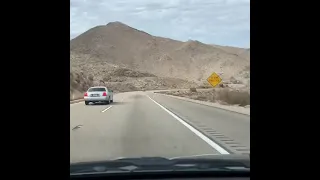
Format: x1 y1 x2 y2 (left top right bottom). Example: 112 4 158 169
84 86 114 105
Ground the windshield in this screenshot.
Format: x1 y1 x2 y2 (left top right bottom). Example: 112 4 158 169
70 0 250 171
88 88 106 92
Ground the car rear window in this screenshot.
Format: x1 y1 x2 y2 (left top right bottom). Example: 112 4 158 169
88 88 106 92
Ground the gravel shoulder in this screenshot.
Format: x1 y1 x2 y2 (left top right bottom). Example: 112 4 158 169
155 88 250 116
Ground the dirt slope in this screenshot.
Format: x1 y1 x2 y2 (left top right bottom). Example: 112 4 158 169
70 21 250 98
71 22 249 82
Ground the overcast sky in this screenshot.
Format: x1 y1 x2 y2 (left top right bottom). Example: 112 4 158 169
70 0 250 48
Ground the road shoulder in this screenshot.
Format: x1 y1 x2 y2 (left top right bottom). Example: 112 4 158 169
154 92 250 116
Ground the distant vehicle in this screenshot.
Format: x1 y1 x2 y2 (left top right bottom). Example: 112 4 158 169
84 86 113 105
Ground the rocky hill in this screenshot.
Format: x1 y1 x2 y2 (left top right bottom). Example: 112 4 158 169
70 21 249 99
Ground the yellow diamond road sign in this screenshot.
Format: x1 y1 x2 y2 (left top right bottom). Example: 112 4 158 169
207 72 222 87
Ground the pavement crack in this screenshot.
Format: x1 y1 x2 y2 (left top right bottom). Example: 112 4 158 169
72 125 83 131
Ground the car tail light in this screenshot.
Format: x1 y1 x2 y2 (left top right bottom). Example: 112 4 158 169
84 92 88 96
103 92 107 96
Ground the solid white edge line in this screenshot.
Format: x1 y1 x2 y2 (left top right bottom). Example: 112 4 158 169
101 106 113 112
147 95 230 155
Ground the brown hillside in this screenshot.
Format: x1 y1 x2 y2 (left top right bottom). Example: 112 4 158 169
70 22 250 98
71 22 249 82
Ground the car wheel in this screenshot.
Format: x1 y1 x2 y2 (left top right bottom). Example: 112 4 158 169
85 101 89 105
105 100 109 105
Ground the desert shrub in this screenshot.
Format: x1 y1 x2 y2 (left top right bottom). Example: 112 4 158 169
217 89 250 106
190 87 197 92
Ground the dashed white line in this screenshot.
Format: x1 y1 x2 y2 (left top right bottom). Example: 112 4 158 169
147 95 229 154
101 106 113 112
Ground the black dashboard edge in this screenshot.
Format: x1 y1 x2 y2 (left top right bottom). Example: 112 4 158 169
71 170 250 180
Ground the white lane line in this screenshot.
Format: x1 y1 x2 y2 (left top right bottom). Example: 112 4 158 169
101 106 113 112
147 95 230 154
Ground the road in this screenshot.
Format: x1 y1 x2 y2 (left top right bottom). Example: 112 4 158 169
70 91 250 163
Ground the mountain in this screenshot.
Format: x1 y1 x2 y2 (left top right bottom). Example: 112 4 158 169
210 45 250 60
70 21 250 98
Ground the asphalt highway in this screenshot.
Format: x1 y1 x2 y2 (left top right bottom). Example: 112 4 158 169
70 91 250 163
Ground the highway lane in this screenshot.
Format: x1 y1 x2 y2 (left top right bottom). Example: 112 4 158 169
70 91 249 163
150 93 250 154
70 92 221 163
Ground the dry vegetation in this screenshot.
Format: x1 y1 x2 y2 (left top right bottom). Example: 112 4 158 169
157 88 250 107
70 72 94 100
70 66 197 100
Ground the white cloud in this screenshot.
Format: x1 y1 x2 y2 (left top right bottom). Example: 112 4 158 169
70 0 250 48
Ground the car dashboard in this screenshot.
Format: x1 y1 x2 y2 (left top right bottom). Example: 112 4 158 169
70 171 250 180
